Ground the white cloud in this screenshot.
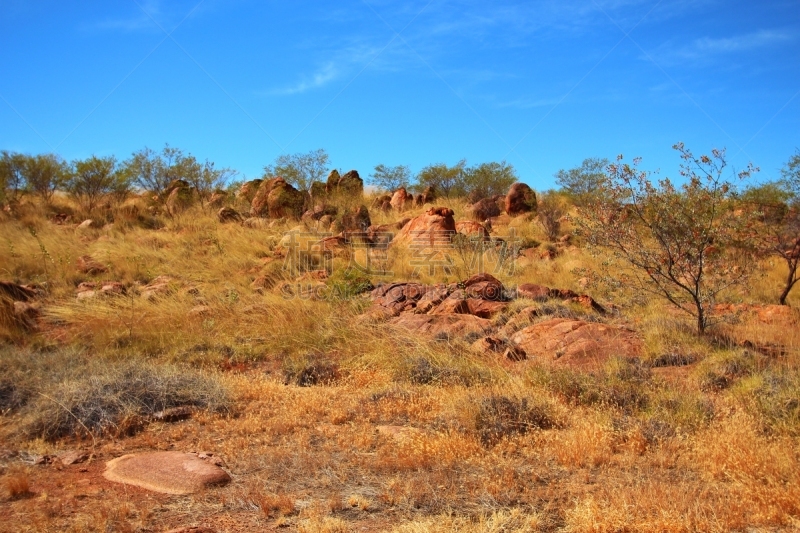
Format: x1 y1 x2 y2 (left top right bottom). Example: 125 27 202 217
272 63 340 95
649 29 795 65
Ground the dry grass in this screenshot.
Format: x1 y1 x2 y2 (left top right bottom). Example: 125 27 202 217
0 195 799 531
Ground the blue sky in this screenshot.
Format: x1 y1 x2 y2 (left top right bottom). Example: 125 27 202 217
1 0 798 189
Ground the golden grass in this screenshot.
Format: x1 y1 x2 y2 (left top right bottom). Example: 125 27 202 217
0 196 799 531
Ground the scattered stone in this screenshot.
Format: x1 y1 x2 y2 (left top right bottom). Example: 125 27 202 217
390 188 413 211
76 255 108 275
392 206 456 247
59 450 89 466
456 220 490 240
103 451 231 495
468 198 501 221
217 206 242 224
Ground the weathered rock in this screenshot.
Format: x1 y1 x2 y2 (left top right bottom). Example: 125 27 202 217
341 205 371 232
418 186 436 205
165 180 195 215
371 194 392 209
250 177 285 217
471 336 527 361
338 170 364 196
77 219 100 230
266 179 307 219
142 276 173 300
217 206 242 224
388 313 492 339
392 206 456 247
456 220 490 240
517 283 551 301
100 282 125 296
236 179 263 203
59 450 89 466
511 318 642 368
325 169 341 193
390 188 413 212
309 180 327 199
103 451 231 495
463 273 506 301
505 182 537 216
242 217 271 229
469 198 502 222
207 190 227 208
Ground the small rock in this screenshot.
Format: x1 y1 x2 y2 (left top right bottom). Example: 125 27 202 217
103 451 231 495
59 450 89 466
153 406 195 423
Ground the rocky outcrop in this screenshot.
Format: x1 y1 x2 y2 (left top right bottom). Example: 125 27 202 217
510 318 642 368
505 183 537 216
455 220 490 241
392 207 456 247
251 177 307 219
236 179 263 203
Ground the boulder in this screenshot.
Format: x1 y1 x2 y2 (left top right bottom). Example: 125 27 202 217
325 169 341 193
251 178 307 219
103 451 230 495
388 313 492 339
207 190 227 208
217 206 242 224
165 180 195 215
371 194 392 209
455 220 490 241
236 179 263 203
309 181 327 200
338 170 364 196
505 183 537 216
511 318 642 368
392 207 456 247
469 198 502 221
340 205 371 232
390 188 413 212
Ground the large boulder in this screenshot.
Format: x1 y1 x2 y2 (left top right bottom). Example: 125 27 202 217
309 181 327 200
505 183 537 216
207 190 227 208
252 178 307 219
469 198 502 222
325 169 341 193
510 318 642 368
325 169 364 197
341 205 371 232
390 188 413 212
236 179 263 203
392 207 456 247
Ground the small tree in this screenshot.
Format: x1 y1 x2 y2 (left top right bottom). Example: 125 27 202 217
416 160 467 198
537 191 566 242
264 149 329 192
185 159 237 208
23 154 68 203
463 161 517 200
578 144 759 334
555 157 609 206
68 155 120 212
123 147 169 196
0 151 27 203
368 164 411 192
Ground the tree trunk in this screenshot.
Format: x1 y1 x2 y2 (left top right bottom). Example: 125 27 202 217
779 263 797 305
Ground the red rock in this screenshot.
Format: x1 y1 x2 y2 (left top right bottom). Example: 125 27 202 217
511 318 642 368
103 451 231 495
456 220 490 240
59 450 89 466
468 198 501 221
465 299 508 318
388 314 492 338
217 206 242 223
505 183 537 216
517 283 551 301
390 188 413 211
77 255 107 275
392 207 456 247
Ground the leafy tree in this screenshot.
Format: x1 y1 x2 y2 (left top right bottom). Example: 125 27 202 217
184 159 237 208
781 148 800 193
578 144 759 334
123 147 169 196
23 154 68 203
264 149 329 192
742 174 800 306
555 157 609 205
368 164 411 192
68 155 125 212
416 160 467 198
0 151 27 203
463 161 517 200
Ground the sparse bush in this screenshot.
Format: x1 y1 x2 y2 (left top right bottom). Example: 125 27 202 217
24 363 229 440
282 354 340 386
475 395 556 446
537 191 566 241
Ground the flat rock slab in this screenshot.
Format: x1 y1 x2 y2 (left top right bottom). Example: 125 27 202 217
103 451 231 495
